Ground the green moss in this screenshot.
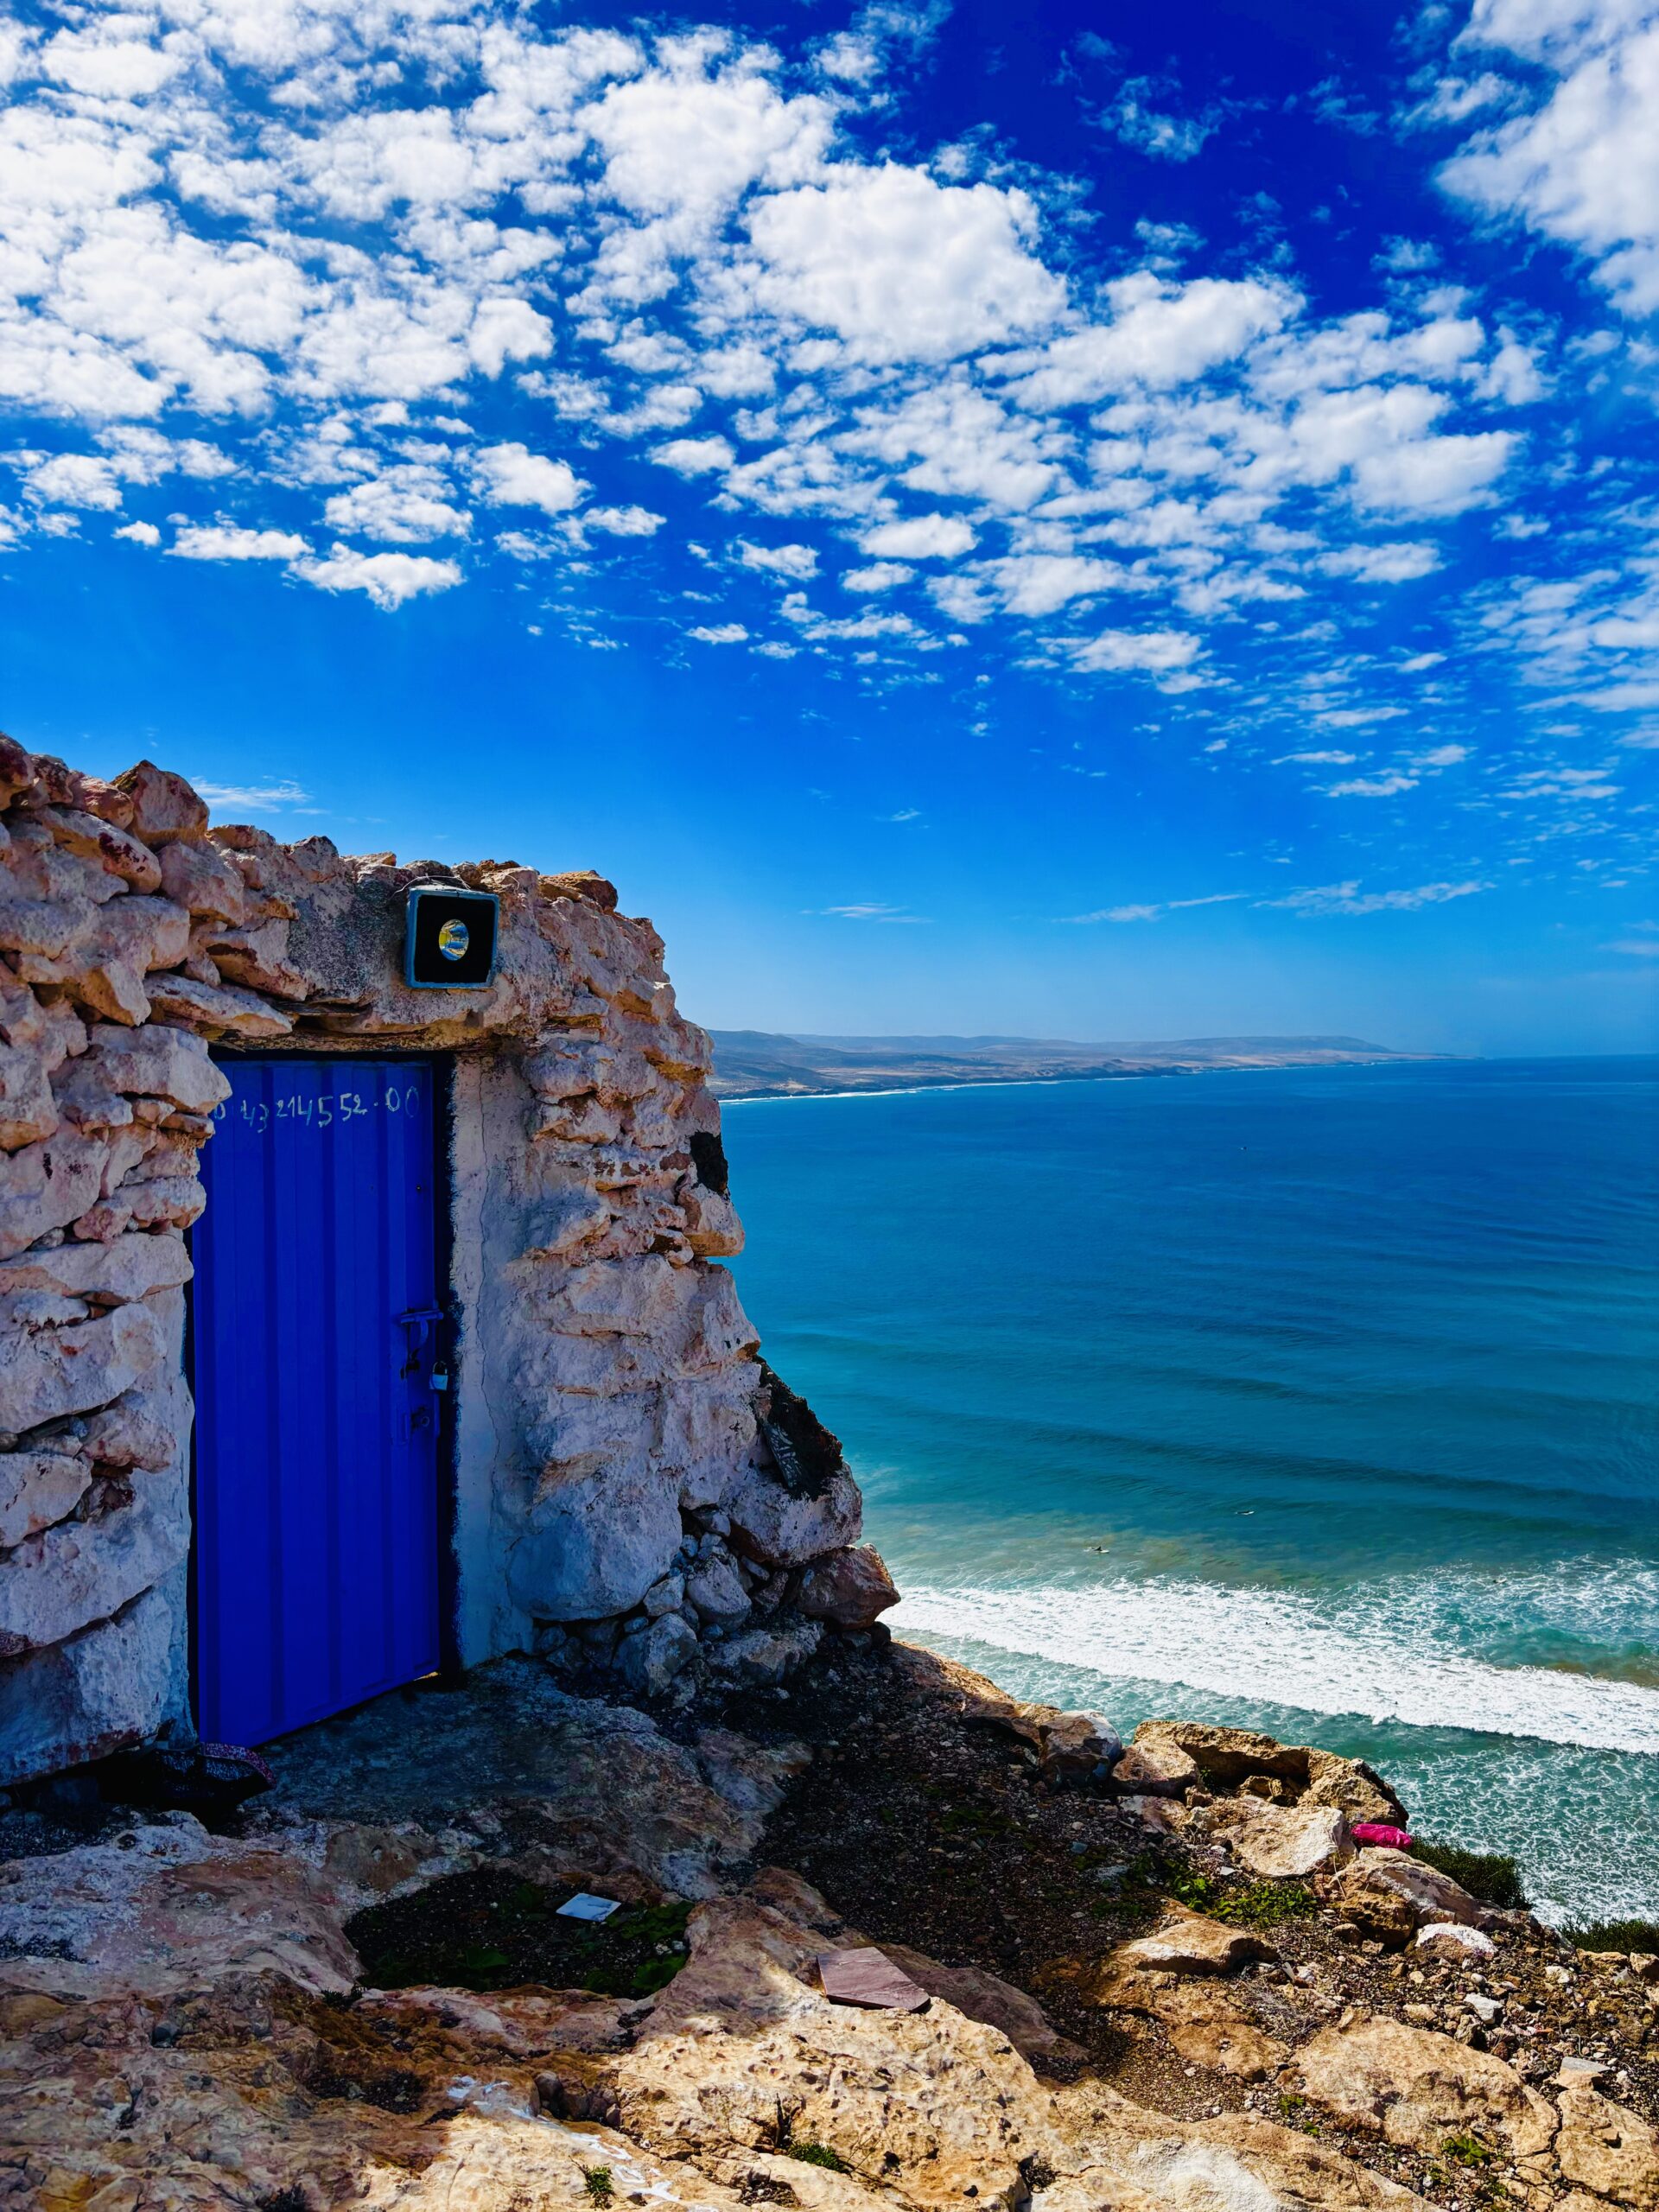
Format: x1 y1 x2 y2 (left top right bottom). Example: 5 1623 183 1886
583 2170 614 2203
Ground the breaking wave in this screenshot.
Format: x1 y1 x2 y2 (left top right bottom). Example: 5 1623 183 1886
890 1567 1659 1756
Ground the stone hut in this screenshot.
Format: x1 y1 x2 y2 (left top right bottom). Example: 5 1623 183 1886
0 740 895 1787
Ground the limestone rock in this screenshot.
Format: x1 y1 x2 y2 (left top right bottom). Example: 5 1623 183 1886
0 1578 181 1785
1302 1747 1407 1827
1135 1719 1306 1787
23 802 162 892
1109 1908 1275 1978
0 1127 111 1258
615 1612 700 1697
158 836 248 920
1193 1796 1355 1878
1294 2012 1556 2155
510 1458 683 1621
797 1543 900 1630
0 1230 192 1306
879 1942 1081 2069
0 1295 164 1432
1554 2084 1659 2209
684 1551 753 1625
1110 1737 1199 1796
1414 1923 1497 1961
0 1447 186 1649
114 759 210 844
1318 1848 1481 1945
83 1020 230 1114
143 970 295 1037
709 1619 823 1687
0 1448 93 1545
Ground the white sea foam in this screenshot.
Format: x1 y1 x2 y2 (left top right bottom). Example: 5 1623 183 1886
891 1573 1659 1756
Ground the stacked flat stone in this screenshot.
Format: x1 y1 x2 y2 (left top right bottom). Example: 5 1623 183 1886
0 740 895 1785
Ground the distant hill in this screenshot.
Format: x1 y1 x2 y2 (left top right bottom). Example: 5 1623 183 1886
706 1030 1422 1100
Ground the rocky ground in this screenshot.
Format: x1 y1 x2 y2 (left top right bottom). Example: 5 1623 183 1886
2 1641 1656 2212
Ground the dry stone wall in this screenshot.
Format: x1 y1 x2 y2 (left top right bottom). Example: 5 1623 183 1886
0 740 893 1787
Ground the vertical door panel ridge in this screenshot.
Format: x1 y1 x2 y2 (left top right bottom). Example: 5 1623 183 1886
193 1056 442 1746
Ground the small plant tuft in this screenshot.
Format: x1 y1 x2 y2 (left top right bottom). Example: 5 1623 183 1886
1561 1916 1659 1954
1411 1841 1529 1912
583 2168 615 2204
789 2145 849 2173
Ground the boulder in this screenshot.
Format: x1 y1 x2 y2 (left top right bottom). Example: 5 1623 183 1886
1414 1923 1497 1961
83 1021 230 1114
1318 1847 1481 1946
509 1457 683 1622
879 1942 1081 2069
798 1544 900 1630
1111 1737 1199 1796
158 836 248 921
727 1364 863 1567
0 1449 93 1546
144 970 294 1038
1554 2084 1659 2209
0 1296 165 1432
1303 1746 1407 1827
114 760 209 845
1294 2013 1556 2156
0 1128 111 1258
0 1579 181 1787
683 1552 752 1625
0 1230 193 1306
1135 1719 1306 1787
708 1619 823 1687
1193 1796 1355 1878
615 1613 700 1698
1109 1908 1275 1978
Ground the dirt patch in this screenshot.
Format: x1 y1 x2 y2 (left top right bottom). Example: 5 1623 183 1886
346 1868 692 1998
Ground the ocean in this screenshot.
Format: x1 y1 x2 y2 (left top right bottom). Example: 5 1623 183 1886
723 1057 1659 1929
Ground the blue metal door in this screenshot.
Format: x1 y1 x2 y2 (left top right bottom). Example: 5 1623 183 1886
192 1058 442 1745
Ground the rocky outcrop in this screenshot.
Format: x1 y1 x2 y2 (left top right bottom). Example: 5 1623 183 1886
3 1650 1653 2212
0 738 893 1783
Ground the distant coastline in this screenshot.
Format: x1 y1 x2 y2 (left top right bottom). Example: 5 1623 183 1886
708 1028 1438 1103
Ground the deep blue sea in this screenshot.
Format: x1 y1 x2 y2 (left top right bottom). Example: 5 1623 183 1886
725 1058 1659 1929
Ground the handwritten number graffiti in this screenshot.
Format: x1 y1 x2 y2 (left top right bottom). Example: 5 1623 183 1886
226 1081 423 1135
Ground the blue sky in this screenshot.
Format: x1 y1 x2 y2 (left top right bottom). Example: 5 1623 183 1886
3 0 1658 1054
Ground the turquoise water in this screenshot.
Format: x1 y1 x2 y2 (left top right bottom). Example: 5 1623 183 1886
724 1059 1659 1929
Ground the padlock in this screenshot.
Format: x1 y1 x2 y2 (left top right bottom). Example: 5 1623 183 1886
430 1364 450 1392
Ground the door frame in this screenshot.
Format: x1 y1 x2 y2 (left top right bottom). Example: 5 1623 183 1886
182 1048 463 1745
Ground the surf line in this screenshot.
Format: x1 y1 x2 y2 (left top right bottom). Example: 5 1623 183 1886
890 1580 1659 1758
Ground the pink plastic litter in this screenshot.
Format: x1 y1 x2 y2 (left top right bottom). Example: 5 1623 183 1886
1351 1822 1412 1851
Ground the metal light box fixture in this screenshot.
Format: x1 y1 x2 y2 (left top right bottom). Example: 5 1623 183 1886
404 887 500 988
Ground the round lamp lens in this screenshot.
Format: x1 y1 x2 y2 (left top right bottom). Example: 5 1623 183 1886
436 918 470 962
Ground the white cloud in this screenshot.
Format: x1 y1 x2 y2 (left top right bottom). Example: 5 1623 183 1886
1268 879 1488 913
1068 627 1201 674
689 620 748 642
739 538 817 577
995 555 1128 616
472 442 586 515
860 513 976 559
585 504 664 536
1322 541 1440 582
1065 893 1245 922
1442 14 1659 310
324 466 469 542
818 901 928 922
1326 772 1421 796
114 518 160 546
24 452 124 509
651 435 735 475
1275 748 1357 764
289 545 462 608
170 524 310 561
189 778 311 810
996 274 1295 410
842 562 912 592
743 166 1065 364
